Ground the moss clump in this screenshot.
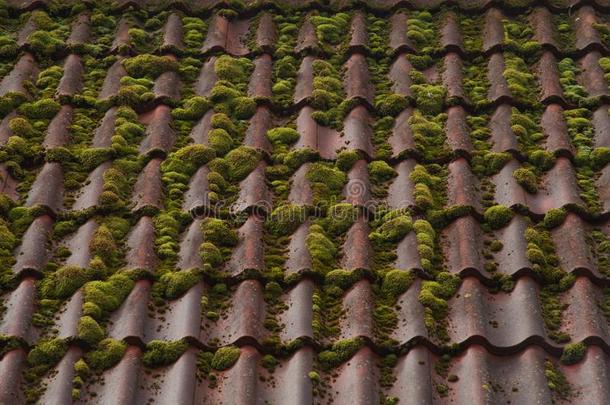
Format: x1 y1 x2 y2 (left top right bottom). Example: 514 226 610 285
558 58 587 106
142 340 188 368
284 148 319 171
484 205 513 230
201 218 238 246
310 12 351 47
406 11 437 52
267 127 299 145
545 359 572 399
308 371 320 383
86 338 126 371
560 342 586 365
410 80 446 116
318 338 363 370
306 224 337 274
199 242 223 267
513 167 537 193
324 203 358 236
0 34 17 58
28 30 63 57
414 219 436 272
224 146 260 181
266 204 307 236
336 149 361 172
123 54 178 78
211 346 241 370
325 269 361 290
77 316 104 345
419 272 461 342
503 17 540 55
182 16 208 52
409 164 443 209
82 273 134 319
9 117 33 138
381 270 414 300
368 161 396 183
369 213 412 245
542 208 567 229
162 144 214 176
172 96 210 121
592 147 610 169
159 270 200 300
375 93 408 117
408 111 449 160
27 338 67 370
306 163 347 206
19 98 60 119
504 54 538 105
214 55 253 83
41 266 94 299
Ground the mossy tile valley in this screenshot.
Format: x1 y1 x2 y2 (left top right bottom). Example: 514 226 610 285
3 0 610 404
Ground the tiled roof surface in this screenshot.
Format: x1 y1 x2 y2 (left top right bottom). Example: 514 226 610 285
1 0 610 403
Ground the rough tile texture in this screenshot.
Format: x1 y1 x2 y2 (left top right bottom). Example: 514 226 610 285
1 0 610 404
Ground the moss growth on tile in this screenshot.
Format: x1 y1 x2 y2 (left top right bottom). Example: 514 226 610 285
512 167 538 193
409 111 449 161
558 58 587 106
77 315 104 345
82 272 135 319
266 204 307 236
311 12 351 48
182 16 208 53
502 16 540 56
40 265 95 299
306 162 347 207
267 127 299 146
560 342 586 365
323 203 359 236
504 54 539 106
368 160 396 184
406 11 438 53
542 208 567 229
85 338 126 370
211 346 241 370
307 223 338 274
545 359 572 399
19 98 60 120
158 269 200 300
419 272 461 342
459 14 484 53
484 205 513 230
142 339 188 367
201 218 238 246
26 337 67 367
318 338 363 370
370 212 413 246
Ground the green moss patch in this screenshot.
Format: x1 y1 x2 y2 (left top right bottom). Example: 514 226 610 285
142 340 188 367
